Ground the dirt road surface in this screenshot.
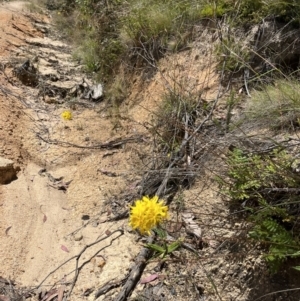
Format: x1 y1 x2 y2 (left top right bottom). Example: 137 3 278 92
0 1 140 299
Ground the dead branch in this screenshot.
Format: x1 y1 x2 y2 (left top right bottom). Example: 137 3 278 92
94 277 127 299
112 236 154 301
36 133 146 150
36 229 124 295
67 229 124 298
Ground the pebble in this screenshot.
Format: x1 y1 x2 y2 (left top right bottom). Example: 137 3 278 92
74 233 83 241
91 221 98 227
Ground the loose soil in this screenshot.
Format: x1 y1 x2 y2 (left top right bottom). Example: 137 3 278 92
0 1 140 299
1 1 300 301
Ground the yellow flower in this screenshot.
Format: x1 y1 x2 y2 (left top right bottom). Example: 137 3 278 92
61 110 72 120
129 196 168 235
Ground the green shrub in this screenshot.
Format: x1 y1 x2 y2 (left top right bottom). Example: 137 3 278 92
54 0 300 82
265 0 300 24
249 216 299 272
200 1 228 18
221 0 300 25
218 148 300 271
121 0 204 64
73 35 100 72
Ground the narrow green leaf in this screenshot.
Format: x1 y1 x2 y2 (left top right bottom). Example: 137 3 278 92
146 243 165 253
167 241 181 253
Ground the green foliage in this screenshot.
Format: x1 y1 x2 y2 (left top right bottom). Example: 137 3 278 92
200 1 228 18
147 241 181 258
245 80 300 131
54 0 300 82
263 0 300 25
219 0 300 26
54 0 208 81
219 148 300 271
74 0 89 10
121 0 204 63
215 37 250 73
224 148 295 201
213 0 300 77
249 217 299 271
147 228 182 258
73 35 100 72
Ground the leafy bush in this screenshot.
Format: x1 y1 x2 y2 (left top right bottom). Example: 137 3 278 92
120 0 204 65
218 148 300 271
222 0 300 26
73 33 101 72
249 216 299 272
53 0 300 83
199 1 229 18
54 0 208 81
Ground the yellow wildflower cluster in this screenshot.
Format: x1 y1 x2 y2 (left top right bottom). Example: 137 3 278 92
129 196 168 235
61 110 72 120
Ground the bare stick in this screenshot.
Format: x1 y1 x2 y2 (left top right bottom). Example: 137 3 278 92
113 236 154 301
36 134 145 150
94 277 127 299
37 229 124 291
67 230 124 298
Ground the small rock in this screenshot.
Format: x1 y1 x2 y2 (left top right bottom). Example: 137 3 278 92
74 233 83 241
91 221 99 227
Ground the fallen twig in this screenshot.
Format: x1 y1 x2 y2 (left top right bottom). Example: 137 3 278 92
36 229 124 297
36 134 146 150
67 229 124 299
94 277 127 299
113 236 154 301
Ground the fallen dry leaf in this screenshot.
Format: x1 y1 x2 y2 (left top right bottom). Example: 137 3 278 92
140 274 158 284
57 285 65 301
0 295 9 301
60 245 69 253
45 293 58 301
182 212 202 239
40 205 47 223
5 226 12 236
61 207 72 211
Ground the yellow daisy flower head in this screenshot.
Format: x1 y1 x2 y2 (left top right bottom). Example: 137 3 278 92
129 195 168 235
61 110 72 120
